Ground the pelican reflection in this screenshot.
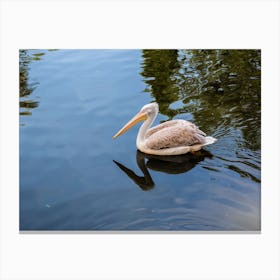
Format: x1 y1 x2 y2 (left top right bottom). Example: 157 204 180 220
113 150 213 191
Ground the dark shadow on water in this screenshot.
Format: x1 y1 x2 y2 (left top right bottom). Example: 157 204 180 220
113 150 213 191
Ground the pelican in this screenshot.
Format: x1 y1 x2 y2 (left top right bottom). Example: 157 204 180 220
113 102 217 156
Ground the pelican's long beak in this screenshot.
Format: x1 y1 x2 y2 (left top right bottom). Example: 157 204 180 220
113 111 147 139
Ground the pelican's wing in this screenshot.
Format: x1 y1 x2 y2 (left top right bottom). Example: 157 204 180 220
145 120 180 138
145 121 207 150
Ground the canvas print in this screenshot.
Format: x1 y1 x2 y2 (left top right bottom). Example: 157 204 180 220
20 49 261 231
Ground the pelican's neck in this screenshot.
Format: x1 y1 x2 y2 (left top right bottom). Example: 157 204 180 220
136 110 157 148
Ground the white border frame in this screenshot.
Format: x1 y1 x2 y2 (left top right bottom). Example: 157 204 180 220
1 0 279 279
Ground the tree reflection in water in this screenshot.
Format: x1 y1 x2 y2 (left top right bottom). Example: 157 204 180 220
141 50 180 119
141 49 261 151
19 50 44 117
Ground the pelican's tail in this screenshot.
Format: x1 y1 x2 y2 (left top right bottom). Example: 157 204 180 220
203 136 217 146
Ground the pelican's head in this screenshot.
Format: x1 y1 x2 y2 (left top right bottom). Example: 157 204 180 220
140 102 159 115
113 102 159 139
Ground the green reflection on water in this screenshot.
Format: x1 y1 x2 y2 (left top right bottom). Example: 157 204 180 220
141 50 180 119
141 49 261 150
19 50 43 116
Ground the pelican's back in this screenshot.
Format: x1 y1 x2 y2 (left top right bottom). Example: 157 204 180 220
145 120 208 150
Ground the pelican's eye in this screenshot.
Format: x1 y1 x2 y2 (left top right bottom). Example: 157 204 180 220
145 108 153 115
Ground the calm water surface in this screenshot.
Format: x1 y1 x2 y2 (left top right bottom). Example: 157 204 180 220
20 49 261 231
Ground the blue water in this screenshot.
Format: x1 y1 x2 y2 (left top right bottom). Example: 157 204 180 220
20 49 261 231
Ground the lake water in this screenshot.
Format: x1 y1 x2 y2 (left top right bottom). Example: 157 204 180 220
20 49 261 231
